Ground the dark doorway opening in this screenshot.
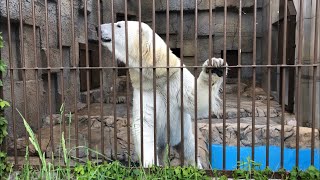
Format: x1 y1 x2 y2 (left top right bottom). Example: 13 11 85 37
171 48 181 58
277 0 296 113
116 13 137 22
221 50 238 78
79 43 100 92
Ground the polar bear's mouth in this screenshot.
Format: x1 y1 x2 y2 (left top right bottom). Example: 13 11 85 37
102 37 111 43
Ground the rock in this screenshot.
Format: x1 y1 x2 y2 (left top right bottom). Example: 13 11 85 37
243 86 274 100
42 114 73 127
8 116 209 168
79 0 93 15
225 83 247 94
199 122 320 149
42 114 62 127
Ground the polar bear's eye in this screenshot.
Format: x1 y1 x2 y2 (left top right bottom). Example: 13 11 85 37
117 24 121 28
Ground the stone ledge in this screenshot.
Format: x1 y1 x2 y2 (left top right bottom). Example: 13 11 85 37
199 122 320 149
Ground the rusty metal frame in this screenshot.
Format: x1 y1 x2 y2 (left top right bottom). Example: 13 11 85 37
1 0 319 175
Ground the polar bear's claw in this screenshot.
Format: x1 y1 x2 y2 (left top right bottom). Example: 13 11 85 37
202 57 228 77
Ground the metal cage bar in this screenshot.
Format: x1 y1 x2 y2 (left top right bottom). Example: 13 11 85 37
152 0 157 165
311 0 319 166
166 0 171 158
1 0 318 174
280 0 288 168
236 0 242 165
208 0 213 166
222 0 227 170
266 0 273 167
194 0 198 167
296 0 304 167
5 0 17 165
124 0 131 167
179 0 185 166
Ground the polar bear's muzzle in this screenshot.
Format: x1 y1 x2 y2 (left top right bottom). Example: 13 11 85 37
100 24 112 43
101 37 111 43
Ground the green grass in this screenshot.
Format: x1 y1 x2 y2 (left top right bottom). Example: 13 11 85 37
2 107 319 179
12 107 210 180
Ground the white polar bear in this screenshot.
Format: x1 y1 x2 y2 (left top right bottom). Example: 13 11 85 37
100 21 227 168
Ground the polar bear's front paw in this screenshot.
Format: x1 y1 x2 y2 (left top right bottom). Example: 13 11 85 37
202 57 227 77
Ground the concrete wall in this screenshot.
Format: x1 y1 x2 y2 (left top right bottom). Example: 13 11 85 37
293 0 320 127
260 0 279 92
138 0 264 82
0 0 136 138
260 0 320 127
145 0 319 128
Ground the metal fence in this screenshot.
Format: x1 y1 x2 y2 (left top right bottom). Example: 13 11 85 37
0 0 319 172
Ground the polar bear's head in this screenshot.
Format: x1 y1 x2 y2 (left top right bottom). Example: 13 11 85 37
100 21 152 65
100 21 178 69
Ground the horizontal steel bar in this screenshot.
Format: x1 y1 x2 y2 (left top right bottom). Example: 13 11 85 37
7 64 320 70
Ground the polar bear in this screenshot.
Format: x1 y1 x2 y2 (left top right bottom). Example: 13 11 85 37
100 21 227 167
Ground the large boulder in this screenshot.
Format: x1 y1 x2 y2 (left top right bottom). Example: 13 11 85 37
8 116 209 168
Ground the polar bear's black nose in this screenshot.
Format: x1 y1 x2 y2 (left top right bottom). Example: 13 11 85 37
101 37 111 43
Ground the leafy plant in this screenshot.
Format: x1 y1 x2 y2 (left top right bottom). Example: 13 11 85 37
232 157 275 179
0 32 13 178
73 161 210 180
0 151 12 177
17 109 50 179
0 117 8 144
289 166 320 180
0 32 3 48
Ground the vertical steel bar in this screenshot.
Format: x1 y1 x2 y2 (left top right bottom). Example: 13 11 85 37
311 0 319 166
266 0 272 167
44 0 54 153
19 0 28 149
194 0 198 166
296 0 304 167
252 0 257 162
166 0 171 157
5 0 17 165
124 0 130 166
237 0 242 164
152 0 157 165
208 0 213 166
222 0 227 170
138 0 144 164
83 0 91 159
31 0 41 153
71 0 79 158
111 0 117 160
180 0 185 166
97 0 104 157
0 46 5 153
280 0 288 168
57 0 66 136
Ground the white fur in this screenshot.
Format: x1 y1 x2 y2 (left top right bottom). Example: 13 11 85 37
100 21 227 168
